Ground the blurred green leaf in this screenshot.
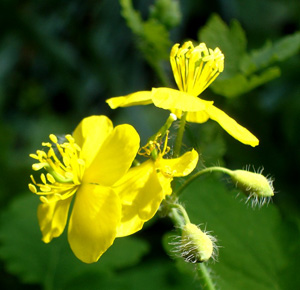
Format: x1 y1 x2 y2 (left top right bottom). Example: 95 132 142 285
0 194 150 289
175 176 299 290
198 14 247 78
210 67 281 99
140 18 171 61
185 121 227 167
65 258 196 290
120 0 144 35
120 0 173 85
251 32 300 68
199 14 300 97
149 0 182 29
120 0 172 60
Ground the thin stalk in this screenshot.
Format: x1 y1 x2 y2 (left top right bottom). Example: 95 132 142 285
168 203 190 226
175 166 233 196
173 111 187 157
196 263 216 290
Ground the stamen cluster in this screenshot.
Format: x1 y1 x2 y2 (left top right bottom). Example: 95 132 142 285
28 134 85 202
170 41 224 97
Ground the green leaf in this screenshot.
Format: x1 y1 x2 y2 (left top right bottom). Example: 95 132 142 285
251 31 300 68
198 14 300 98
140 18 171 61
177 176 299 290
119 0 173 86
120 0 172 61
149 0 182 29
65 259 196 290
120 0 143 35
0 194 150 289
211 67 281 98
199 14 247 79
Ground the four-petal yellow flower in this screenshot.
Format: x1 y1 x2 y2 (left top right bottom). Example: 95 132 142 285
106 41 259 147
29 115 140 263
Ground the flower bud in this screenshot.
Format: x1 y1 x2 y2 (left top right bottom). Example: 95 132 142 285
180 223 216 263
230 169 274 207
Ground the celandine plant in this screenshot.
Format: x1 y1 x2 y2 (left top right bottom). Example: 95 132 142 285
29 42 274 288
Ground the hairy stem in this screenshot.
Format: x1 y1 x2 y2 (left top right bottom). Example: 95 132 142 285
196 263 216 290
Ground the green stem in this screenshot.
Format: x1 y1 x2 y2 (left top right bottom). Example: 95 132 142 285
175 166 233 196
196 263 216 290
173 111 187 157
148 113 177 142
168 203 190 227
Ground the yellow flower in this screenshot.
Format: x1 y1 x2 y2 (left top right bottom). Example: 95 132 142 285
106 41 259 147
112 138 199 237
29 116 140 263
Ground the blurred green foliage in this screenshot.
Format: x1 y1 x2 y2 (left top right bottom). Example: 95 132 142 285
0 0 299 289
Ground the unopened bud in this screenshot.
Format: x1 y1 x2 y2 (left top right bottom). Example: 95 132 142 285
180 223 216 263
230 169 274 207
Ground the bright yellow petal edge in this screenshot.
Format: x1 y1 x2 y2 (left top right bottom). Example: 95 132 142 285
106 91 153 108
206 106 259 147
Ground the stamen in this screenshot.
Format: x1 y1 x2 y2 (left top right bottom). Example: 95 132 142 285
49 134 58 144
28 184 37 193
42 142 52 147
29 153 39 159
32 163 47 171
46 173 56 184
40 173 47 184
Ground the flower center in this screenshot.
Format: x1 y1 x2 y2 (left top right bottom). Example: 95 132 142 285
138 132 170 161
170 41 224 97
28 134 85 202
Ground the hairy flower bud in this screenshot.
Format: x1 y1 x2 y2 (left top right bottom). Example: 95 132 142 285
180 223 216 263
230 169 274 207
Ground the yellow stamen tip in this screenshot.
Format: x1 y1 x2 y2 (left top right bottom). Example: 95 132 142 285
32 163 47 171
28 183 37 193
49 134 58 144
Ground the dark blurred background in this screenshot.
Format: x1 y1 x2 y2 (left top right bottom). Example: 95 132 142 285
0 0 299 289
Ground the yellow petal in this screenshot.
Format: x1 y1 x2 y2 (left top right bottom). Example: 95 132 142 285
186 110 210 123
83 124 140 186
156 149 199 177
206 105 259 147
114 160 164 237
171 109 210 123
73 116 113 167
68 183 121 263
106 91 153 109
152 88 213 112
37 195 73 243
